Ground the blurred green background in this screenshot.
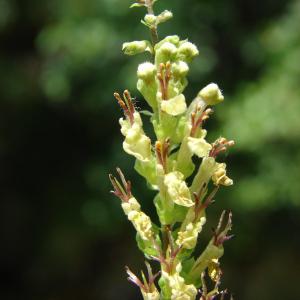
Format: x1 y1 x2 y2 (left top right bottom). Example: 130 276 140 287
0 0 299 299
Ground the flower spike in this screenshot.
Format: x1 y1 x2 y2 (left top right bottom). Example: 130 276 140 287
110 0 235 297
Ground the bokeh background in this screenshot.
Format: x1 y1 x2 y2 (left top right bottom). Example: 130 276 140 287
1 0 300 299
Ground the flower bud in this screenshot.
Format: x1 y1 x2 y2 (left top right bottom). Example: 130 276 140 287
122 40 152 55
178 41 199 62
141 290 160 300
155 41 177 65
137 62 156 81
157 10 173 24
160 94 187 116
198 83 224 105
144 14 157 26
172 61 189 78
154 35 180 51
121 197 141 215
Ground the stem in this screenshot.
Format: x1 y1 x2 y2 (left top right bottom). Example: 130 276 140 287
162 225 169 255
145 0 159 45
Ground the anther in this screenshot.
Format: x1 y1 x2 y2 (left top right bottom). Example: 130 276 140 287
114 90 135 125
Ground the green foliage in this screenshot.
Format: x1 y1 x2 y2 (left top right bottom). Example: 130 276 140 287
223 0 300 210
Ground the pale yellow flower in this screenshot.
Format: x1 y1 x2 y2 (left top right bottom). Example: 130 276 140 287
128 211 153 241
161 94 187 116
164 171 193 207
187 136 212 158
176 217 206 249
120 112 152 162
212 162 233 186
141 290 160 300
162 263 197 300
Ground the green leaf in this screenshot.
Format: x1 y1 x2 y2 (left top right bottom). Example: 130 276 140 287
139 110 153 117
130 3 145 8
136 232 161 256
141 20 151 28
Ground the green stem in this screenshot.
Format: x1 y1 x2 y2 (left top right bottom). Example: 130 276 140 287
161 224 169 255
145 0 159 45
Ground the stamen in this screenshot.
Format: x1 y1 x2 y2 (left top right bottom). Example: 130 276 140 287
209 138 234 158
194 186 219 221
190 107 213 137
126 266 145 291
114 90 135 125
109 168 132 202
155 139 170 173
213 211 233 246
158 62 172 100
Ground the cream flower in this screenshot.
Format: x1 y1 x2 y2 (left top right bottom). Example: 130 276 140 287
187 136 212 158
176 217 206 249
128 211 153 241
212 162 233 186
164 171 194 207
141 290 160 300
119 112 152 162
162 263 197 300
161 94 187 116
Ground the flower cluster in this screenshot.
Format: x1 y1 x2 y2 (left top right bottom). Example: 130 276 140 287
109 1 235 299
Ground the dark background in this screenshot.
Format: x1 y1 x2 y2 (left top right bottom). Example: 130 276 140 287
0 0 299 299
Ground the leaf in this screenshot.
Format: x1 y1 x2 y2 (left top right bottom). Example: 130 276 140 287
140 110 153 117
130 3 145 8
141 20 151 28
136 232 161 256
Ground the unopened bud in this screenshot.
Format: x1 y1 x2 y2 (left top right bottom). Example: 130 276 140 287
157 10 173 24
137 62 156 81
154 35 180 51
172 61 189 78
178 41 199 61
159 41 177 56
122 40 152 55
155 41 177 65
144 14 157 26
198 83 224 105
